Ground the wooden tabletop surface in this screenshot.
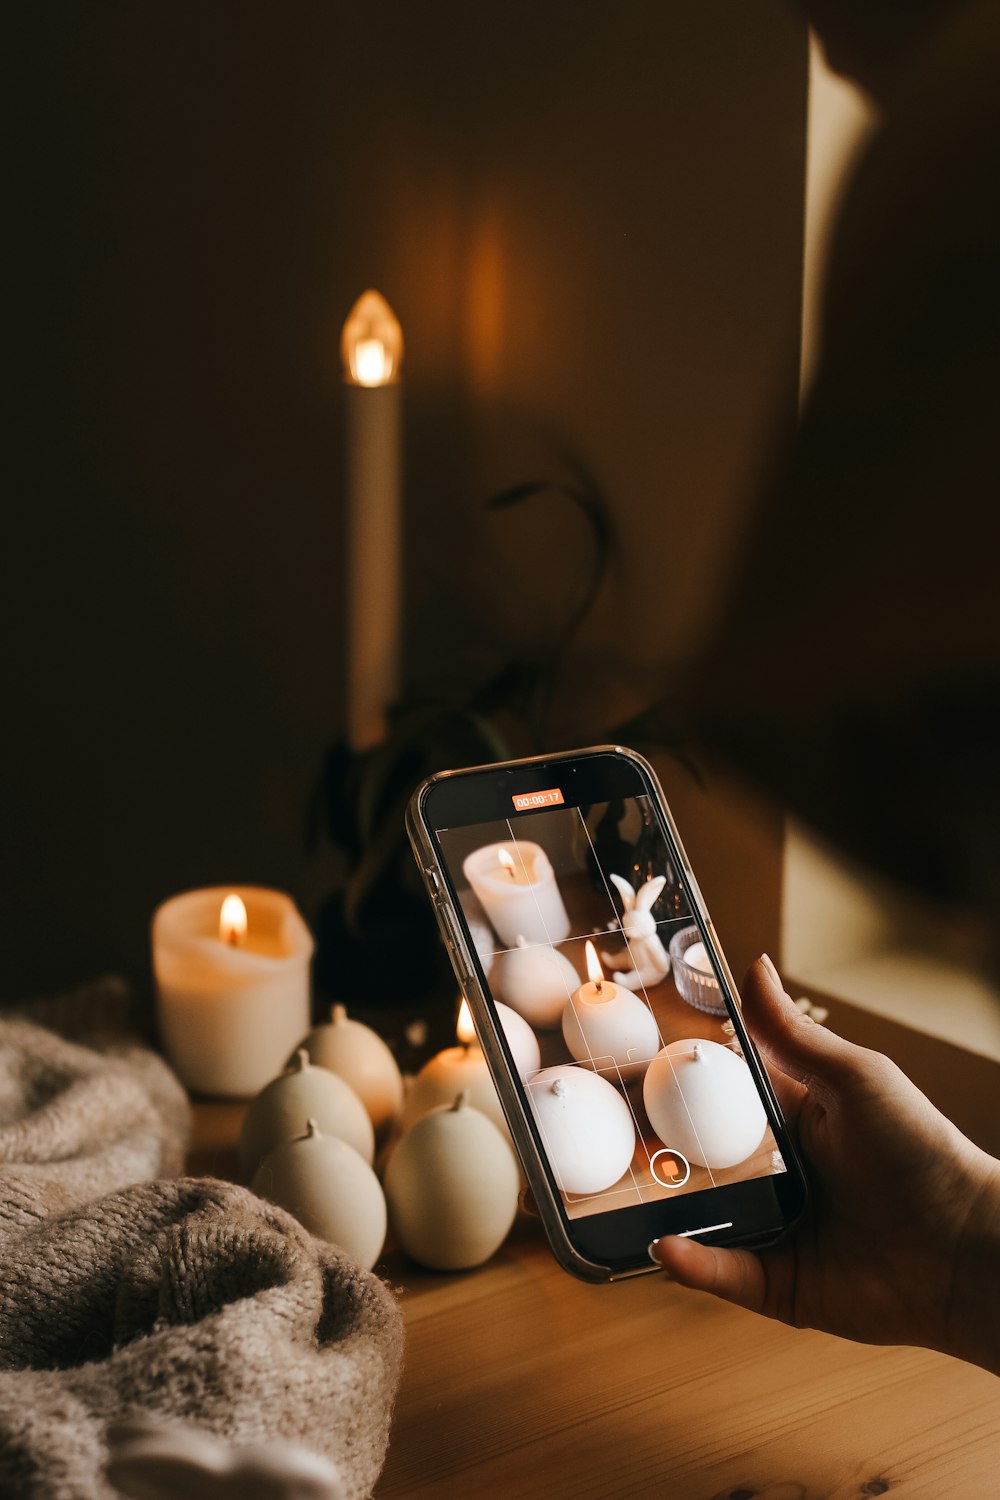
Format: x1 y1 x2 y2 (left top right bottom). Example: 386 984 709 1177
375 1226 1000 1500
191 1101 1000 1500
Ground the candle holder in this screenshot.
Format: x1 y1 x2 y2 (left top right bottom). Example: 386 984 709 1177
668 924 727 1016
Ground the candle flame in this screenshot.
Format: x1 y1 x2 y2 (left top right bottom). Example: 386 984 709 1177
219 893 248 947
354 337 391 387
584 939 604 987
341 290 404 386
497 847 517 879
456 996 477 1046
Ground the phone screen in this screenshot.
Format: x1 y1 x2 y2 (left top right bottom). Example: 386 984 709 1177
429 772 787 1226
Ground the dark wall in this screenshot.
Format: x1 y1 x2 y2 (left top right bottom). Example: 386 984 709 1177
3 3 806 1002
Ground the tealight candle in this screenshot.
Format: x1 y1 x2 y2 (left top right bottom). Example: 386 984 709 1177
683 940 713 974
152 886 313 1098
561 941 660 1081
462 841 570 948
642 1038 768 1170
400 998 507 1139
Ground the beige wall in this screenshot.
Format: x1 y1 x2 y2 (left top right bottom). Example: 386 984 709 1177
3 4 807 1002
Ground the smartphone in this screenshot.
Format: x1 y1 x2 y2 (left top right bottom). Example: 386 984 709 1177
407 744 807 1281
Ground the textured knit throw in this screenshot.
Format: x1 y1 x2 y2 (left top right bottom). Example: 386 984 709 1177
0 982 405 1499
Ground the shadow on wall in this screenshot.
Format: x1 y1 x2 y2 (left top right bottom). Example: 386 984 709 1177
2 2 806 1003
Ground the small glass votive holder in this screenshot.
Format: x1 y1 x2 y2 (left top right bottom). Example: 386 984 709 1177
669 925 727 1016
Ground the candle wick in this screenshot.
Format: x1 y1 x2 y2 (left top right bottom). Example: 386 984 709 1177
225 928 240 947
594 979 603 994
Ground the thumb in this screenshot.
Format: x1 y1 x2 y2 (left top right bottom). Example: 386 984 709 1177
742 954 864 1100
649 1234 769 1315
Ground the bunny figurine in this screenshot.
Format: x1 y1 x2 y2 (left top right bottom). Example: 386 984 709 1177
602 873 671 990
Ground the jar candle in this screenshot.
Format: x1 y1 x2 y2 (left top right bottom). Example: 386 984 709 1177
152 885 312 1098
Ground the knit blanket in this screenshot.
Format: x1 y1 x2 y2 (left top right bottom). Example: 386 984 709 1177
0 982 404 1499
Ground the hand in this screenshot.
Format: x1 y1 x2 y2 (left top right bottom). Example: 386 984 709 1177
650 956 1000 1374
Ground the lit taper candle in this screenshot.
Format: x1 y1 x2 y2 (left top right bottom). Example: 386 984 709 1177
340 289 404 751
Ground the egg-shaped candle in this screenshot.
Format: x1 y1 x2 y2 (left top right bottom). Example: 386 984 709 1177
494 1000 541 1082
385 1093 519 1271
400 999 507 1140
238 1048 374 1180
493 937 581 1029
642 1038 768 1170
462 841 570 948
561 941 660 1081
299 1004 404 1142
466 907 497 980
251 1119 386 1270
526 1064 636 1197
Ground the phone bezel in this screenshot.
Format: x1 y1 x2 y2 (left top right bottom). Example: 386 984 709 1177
407 744 807 1281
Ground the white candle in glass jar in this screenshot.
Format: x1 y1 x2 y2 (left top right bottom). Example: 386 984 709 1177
152 885 313 1098
462 841 570 948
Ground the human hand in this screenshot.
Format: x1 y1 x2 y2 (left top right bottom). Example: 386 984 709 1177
650 956 1000 1374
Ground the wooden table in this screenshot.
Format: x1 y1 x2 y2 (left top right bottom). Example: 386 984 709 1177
191 1102 1000 1500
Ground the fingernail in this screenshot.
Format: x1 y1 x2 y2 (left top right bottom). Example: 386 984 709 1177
760 952 779 981
647 1240 671 1274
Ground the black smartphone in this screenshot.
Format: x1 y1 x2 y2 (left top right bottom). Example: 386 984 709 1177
407 744 807 1281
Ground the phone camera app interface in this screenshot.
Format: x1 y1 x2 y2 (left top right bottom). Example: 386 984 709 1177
438 795 784 1220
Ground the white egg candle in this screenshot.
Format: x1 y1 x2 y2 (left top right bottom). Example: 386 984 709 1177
300 1004 404 1141
238 1047 374 1179
462 841 570 948
466 908 497 979
643 1039 768 1170
400 999 507 1140
252 1119 387 1270
561 941 660 1081
493 937 581 1029
495 1000 541 1082
527 1065 636 1196
152 886 313 1099
385 1093 519 1271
